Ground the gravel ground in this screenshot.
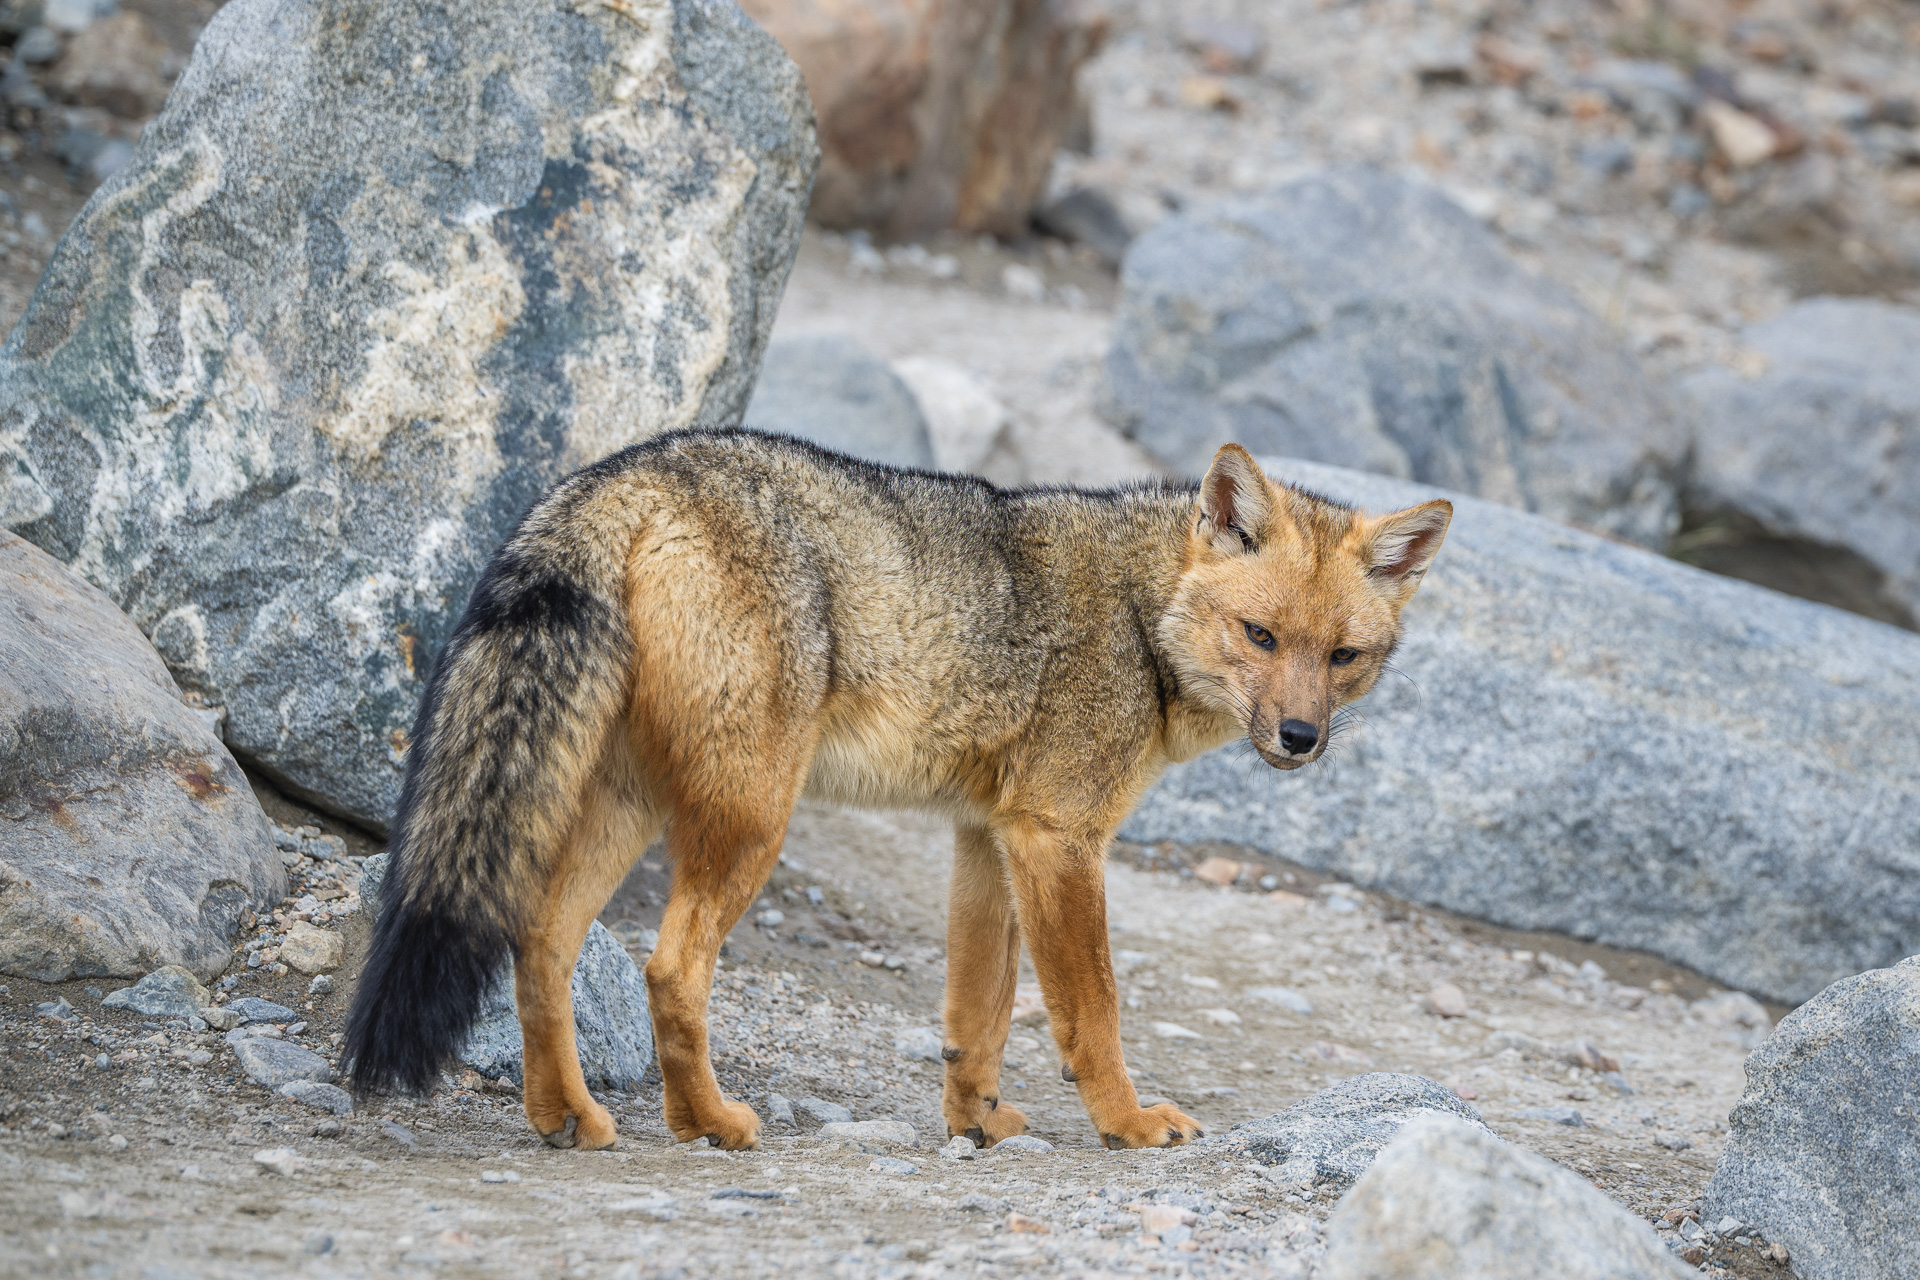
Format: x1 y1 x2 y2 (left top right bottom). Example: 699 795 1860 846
1 781 1795 1279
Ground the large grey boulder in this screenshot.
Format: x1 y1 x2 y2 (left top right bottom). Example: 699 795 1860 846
744 334 936 468
1099 168 1686 548
1123 458 1920 1004
0 0 817 831
1322 1113 1692 1279
360 854 652 1091
1681 298 1920 630
1703 955 1920 1280
0 532 281 983
1219 1073 1491 1193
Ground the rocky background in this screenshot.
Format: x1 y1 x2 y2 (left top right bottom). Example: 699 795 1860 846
1 0 1916 1276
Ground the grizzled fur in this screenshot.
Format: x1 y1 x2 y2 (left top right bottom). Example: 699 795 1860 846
345 429 1451 1152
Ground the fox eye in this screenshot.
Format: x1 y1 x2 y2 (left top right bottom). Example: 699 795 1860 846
1244 622 1275 651
1330 647 1359 665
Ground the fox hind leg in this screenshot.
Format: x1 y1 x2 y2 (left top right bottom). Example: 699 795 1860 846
940 823 1029 1147
516 759 663 1151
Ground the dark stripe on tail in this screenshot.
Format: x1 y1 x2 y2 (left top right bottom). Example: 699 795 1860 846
343 537 628 1098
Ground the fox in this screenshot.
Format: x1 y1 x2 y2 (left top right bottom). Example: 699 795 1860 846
343 428 1451 1153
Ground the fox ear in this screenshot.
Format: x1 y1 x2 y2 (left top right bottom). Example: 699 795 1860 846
1362 499 1453 589
1197 445 1273 555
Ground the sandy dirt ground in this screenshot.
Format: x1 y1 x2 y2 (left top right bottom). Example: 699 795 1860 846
2 780 1791 1280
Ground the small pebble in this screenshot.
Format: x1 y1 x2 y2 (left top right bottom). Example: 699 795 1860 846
307 975 333 996
940 1135 977 1161
480 1170 522 1183
993 1134 1055 1153
867 1156 916 1176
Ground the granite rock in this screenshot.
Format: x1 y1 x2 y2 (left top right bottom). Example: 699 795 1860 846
0 0 817 830
0 533 281 983
360 853 653 1090
1703 955 1920 1280
1099 169 1687 547
1220 1072 1490 1192
1123 458 1920 1004
1322 1113 1692 1278
1682 298 1920 629
99 965 209 1019
232 1036 332 1089
743 334 935 468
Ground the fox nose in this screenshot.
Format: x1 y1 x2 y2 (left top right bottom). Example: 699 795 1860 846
1278 719 1319 755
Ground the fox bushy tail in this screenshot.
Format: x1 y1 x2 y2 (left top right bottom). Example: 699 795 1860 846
344 488 634 1098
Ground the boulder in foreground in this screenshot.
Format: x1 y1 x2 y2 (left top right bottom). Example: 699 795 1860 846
0 0 817 831
0 533 281 983
1219 1073 1491 1194
1124 459 1920 1004
1322 1113 1692 1279
1100 169 1687 547
1704 955 1920 1280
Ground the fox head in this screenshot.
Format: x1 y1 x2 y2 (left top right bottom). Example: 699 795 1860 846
1159 445 1452 770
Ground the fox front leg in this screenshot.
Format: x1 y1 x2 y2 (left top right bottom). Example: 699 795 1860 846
994 816 1204 1150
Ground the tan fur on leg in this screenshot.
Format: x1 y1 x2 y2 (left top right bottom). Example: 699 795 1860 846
940 824 1029 1146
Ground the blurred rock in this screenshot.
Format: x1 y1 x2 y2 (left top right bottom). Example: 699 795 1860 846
42 0 112 36
15 25 59 62
739 0 1106 238
1681 298 1920 630
1704 955 1919 1280
1323 1113 1692 1278
1701 100 1778 167
1178 17 1263 74
48 10 169 117
360 853 653 1090
0 0 817 831
1032 185 1134 268
1124 460 1920 1004
1100 169 1686 548
746 334 935 468
1221 1073 1491 1193
889 355 1008 474
0 533 281 984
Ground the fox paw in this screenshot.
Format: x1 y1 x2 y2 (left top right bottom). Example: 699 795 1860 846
667 1097 761 1151
946 1097 1029 1148
531 1103 618 1151
1099 1102 1204 1150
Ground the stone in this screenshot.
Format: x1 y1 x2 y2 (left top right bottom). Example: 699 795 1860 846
42 0 111 36
1515 1106 1586 1127
47 10 170 118
36 996 75 1021
306 975 333 996
1192 856 1243 887
1153 1022 1203 1040
277 922 343 975
1248 987 1315 1016
0 0 817 832
1123 459 1920 1004
1681 298 1920 629
15 26 60 63
99 965 209 1019
792 1096 854 1125
820 1119 915 1145
892 1026 943 1062
1321 1113 1693 1279
1427 984 1468 1018
231 1037 331 1089
1701 100 1778 168
360 853 652 1089
278 1080 353 1116
766 1092 796 1127
379 1119 417 1149
1220 1073 1492 1193
737 0 1106 237
199 1006 242 1031
251 1147 304 1176
0 535 282 983
743 334 934 468
1032 186 1135 269
940 1134 976 1161
867 1156 916 1175
1702 955 1920 1280
1177 16 1264 73
1099 169 1686 548
992 1134 1054 1153
225 996 295 1024
1692 991 1774 1049
889 356 1009 475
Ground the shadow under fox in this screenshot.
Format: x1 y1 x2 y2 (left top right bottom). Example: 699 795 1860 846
345 429 1451 1152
